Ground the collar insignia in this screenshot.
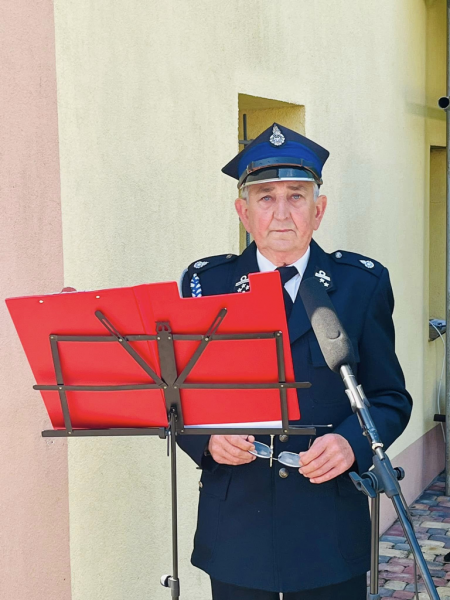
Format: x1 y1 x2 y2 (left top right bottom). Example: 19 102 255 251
360 260 374 269
235 275 250 293
269 125 285 147
314 270 331 288
193 260 208 269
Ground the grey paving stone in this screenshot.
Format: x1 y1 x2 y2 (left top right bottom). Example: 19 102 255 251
382 536 407 544
429 535 450 547
379 555 392 563
394 544 411 551
404 582 426 592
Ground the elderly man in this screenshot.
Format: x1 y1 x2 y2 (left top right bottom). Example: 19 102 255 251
177 123 412 599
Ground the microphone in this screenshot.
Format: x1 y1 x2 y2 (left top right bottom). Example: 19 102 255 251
299 277 383 449
298 277 356 373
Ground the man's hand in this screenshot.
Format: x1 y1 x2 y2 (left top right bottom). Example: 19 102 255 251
208 435 256 466
299 434 355 483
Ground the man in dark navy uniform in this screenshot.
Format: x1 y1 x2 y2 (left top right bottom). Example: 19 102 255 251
178 123 412 599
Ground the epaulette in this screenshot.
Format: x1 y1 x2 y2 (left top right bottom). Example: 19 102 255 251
329 249 384 277
186 253 238 277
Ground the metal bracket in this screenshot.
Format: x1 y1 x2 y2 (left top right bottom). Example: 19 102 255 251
160 575 180 598
156 322 184 430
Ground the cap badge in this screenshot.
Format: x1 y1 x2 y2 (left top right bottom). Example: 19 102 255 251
193 261 208 269
269 125 285 147
360 260 374 269
314 270 331 288
235 275 250 293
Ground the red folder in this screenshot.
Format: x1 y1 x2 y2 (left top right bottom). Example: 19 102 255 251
6 272 300 430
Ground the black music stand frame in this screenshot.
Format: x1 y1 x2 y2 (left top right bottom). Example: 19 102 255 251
38 308 316 599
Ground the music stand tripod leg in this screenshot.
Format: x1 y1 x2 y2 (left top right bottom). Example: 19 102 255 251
160 409 181 599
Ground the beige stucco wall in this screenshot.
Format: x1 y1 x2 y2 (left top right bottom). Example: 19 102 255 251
423 0 447 470
417 0 447 496
0 1 71 598
52 0 441 597
426 148 446 456
429 148 446 320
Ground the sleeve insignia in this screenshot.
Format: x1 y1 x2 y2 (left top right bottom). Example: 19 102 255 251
193 260 209 269
190 273 203 297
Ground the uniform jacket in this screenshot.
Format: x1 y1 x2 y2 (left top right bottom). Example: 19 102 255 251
177 239 412 593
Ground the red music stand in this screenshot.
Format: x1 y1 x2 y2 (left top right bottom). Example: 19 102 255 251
6 271 315 600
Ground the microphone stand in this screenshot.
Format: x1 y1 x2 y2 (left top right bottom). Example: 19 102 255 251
341 365 439 600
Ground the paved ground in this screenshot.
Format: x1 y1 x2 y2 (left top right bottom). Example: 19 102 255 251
377 473 450 599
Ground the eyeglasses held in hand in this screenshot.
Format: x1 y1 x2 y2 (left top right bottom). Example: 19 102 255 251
249 441 300 468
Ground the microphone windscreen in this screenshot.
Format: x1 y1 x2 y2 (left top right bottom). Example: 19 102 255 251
299 277 356 373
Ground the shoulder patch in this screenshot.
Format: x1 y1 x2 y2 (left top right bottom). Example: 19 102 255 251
187 253 238 276
330 250 384 277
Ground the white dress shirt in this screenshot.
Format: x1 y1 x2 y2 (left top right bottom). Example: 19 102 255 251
256 246 311 302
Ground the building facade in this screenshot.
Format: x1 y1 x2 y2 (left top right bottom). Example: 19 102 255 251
0 0 447 598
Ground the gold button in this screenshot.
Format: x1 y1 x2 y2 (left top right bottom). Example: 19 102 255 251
226 254 233 259
279 434 289 443
199 481 203 489
279 468 289 479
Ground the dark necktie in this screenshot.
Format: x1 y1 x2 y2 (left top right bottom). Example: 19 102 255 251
276 266 298 320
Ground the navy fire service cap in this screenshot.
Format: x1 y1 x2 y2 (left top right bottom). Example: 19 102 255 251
222 123 329 189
